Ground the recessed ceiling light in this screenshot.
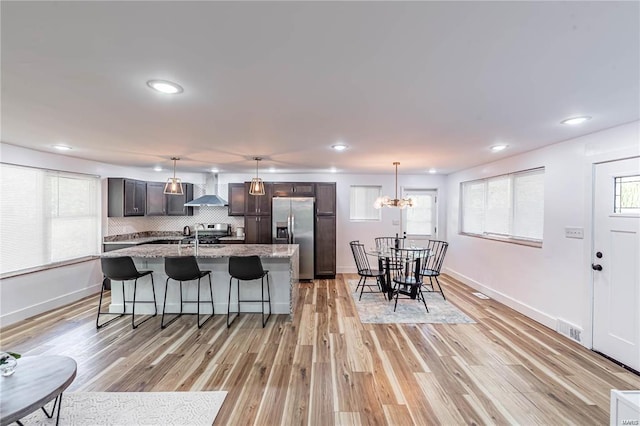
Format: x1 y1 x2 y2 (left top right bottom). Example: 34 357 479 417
428 168 437 174
330 167 337 173
331 143 348 151
153 166 163 172
53 144 72 151
561 116 591 125
491 144 508 152
268 167 276 173
210 168 219 173
146 80 183 94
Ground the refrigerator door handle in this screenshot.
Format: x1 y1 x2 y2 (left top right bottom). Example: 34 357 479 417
291 214 295 243
287 215 292 244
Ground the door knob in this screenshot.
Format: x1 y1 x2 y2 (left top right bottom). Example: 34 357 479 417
591 264 603 271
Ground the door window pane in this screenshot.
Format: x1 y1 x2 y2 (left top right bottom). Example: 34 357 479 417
615 175 640 213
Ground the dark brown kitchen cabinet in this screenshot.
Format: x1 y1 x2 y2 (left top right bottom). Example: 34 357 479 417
146 182 166 215
166 183 194 216
146 182 193 216
244 215 272 244
228 183 246 216
108 178 146 217
245 182 272 215
315 215 336 277
272 182 315 197
315 182 336 215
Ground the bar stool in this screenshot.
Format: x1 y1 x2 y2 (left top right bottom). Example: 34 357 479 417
97 256 157 329
162 256 214 329
227 256 271 328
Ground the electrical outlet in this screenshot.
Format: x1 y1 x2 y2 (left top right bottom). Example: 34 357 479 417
392 220 400 225
565 227 584 239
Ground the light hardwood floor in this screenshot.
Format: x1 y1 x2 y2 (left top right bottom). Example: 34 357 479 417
1 274 639 425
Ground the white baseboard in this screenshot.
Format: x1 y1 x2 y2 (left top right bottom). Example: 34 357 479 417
0 283 102 328
444 267 559 332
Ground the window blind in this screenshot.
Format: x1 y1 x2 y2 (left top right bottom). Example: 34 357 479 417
460 168 544 243
350 185 381 221
0 163 100 274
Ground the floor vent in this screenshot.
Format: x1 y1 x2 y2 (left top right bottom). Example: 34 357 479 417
472 292 490 299
557 319 583 343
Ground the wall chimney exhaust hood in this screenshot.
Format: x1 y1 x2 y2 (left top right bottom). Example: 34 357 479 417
184 194 228 207
183 173 228 206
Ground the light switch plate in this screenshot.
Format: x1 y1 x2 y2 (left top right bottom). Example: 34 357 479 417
565 227 584 239
392 220 400 225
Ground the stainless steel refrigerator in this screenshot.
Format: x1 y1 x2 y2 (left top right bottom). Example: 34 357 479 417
272 197 314 280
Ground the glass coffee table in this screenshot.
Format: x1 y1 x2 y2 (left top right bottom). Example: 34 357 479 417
0 355 77 426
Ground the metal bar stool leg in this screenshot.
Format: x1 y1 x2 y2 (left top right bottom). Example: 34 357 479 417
197 273 214 328
96 277 125 329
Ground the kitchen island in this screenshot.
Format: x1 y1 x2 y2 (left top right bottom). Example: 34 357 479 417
101 244 299 318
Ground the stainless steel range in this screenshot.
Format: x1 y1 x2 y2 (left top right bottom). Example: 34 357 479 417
184 223 231 244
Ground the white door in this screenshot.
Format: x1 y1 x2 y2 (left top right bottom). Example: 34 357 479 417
592 157 640 371
402 189 438 242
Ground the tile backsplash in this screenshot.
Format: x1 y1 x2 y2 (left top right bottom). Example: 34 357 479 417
106 209 244 236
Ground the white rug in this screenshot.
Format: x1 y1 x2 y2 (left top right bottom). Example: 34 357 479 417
22 391 227 425
349 279 476 324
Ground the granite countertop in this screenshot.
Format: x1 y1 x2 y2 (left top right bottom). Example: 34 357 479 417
103 233 245 245
101 244 298 259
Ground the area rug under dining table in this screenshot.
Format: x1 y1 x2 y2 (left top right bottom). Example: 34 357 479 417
348 279 476 324
21 391 227 425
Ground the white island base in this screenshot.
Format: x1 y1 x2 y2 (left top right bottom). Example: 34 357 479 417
101 244 300 318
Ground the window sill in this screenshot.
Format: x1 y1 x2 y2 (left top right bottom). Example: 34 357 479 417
459 232 542 248
0 256 100 280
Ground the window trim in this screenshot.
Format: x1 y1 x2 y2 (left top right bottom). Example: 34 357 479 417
459 167 544 248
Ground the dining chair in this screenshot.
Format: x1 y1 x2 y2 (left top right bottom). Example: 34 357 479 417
420 240 449 300
375 236 405 272
349 240 385 300
390 247 430 312
97 256 157 329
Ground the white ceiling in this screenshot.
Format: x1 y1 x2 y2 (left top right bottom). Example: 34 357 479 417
1 1 638 175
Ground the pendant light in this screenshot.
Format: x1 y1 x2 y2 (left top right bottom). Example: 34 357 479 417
249 157 265 196
374 162 413 209
163 157 184 195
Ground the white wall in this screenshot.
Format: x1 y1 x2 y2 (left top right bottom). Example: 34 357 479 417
219 172 448 274
445 121 640 347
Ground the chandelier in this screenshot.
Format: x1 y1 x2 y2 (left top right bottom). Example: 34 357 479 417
374 162 413 209
163 157 184 195
249 157 265 196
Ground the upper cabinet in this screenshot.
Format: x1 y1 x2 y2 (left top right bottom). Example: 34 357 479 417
272 182 315 197
109 178 146 217
228 183 246 216
146 182 166 216
147 182 193 216
245 182 272 215
315 182 336 216
108 178 193 217
166 183 194 216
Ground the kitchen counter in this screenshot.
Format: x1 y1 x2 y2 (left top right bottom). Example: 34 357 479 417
103 234 245 245
101 244 299 317
102 243 295 258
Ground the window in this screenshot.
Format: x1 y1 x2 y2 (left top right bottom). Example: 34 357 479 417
460 168 544 244
0 163 100 274
350 185 381 221
614 175 640 214
402 189 437 237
